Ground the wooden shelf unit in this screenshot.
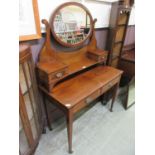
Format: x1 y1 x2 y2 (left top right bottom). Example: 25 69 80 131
107 2 131 68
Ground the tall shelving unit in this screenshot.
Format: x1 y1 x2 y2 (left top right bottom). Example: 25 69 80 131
107 2 131 68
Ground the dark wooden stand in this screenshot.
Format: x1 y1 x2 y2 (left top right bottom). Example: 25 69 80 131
107 2 131 68
118 44 135 109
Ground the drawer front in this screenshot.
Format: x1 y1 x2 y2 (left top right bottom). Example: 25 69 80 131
49 70 66 82
101 76 120 94
39 69 67 84
73 89 100 113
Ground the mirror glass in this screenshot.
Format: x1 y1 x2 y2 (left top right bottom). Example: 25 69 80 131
50 3 93 47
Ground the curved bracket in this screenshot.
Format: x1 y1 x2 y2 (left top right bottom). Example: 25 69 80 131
87 18 98 52
38 19 56 62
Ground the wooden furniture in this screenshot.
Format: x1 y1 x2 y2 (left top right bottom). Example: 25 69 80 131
19 44 44 155
122 0 134 6
107 2 131 68
118 43 135 109
119 43 135 78
123 76 135 109
36 2 123 153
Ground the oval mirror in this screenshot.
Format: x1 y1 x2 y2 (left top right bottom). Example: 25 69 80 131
49 2 93 47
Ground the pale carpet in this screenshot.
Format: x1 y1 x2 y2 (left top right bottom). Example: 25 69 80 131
35 96 135 155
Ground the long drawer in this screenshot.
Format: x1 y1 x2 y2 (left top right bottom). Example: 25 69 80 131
101 76 121 94
73 89 100 113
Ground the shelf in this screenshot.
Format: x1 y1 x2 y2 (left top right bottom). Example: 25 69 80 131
117 24 126 27
112 55 119 60
114 41 123 44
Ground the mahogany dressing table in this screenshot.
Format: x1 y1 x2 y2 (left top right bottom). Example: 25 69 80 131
36 2 123 153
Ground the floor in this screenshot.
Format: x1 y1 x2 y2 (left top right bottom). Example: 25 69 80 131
35 94 135 155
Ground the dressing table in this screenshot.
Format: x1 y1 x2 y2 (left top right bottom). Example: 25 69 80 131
36 2 123 153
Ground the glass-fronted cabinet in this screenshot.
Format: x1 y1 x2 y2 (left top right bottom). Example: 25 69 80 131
19 44 44 155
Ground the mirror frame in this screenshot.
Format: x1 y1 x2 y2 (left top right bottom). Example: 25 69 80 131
49 2 93 47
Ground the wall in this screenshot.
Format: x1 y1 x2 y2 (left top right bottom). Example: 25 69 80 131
124 25 135 45
38 0 113 31
26 25 134 63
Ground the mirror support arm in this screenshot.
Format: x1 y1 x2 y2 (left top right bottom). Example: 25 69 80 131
39 19 56 62
87 18 97 52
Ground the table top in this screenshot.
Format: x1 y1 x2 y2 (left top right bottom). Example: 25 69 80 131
40 66 123 109
121 50 135 63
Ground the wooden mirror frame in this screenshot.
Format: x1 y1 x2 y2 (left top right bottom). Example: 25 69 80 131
49 2 93 47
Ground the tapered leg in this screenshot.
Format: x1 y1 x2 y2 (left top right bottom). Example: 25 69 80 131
66 110 73 153
110 83 119 112
42 94 52 130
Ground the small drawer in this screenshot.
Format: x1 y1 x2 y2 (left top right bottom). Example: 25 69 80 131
101 76 120 94
73 89 100 113
49 70 65 82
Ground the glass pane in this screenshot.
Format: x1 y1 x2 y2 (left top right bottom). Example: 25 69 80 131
23 62 32 88
30 87 40 129
19 64 27 94
24 93 33 121
19 124 29 154
127 78 135 107
29 87 37 113
30 117 38 140
19 116 22 132
53 5 90 44
19 63 31 94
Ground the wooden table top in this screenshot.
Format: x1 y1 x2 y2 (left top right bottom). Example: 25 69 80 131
40 66 123 109
121 50 135 63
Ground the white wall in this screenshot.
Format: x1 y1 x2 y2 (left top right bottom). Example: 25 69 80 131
128 5 135 25
37 0 135 32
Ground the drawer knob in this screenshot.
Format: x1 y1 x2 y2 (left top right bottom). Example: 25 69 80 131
56 72 63 78
109 82 112 87
86 97 92 104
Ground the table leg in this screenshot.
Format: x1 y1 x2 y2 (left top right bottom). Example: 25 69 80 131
42 94 52 130
110 83 119 112
66 110 73 154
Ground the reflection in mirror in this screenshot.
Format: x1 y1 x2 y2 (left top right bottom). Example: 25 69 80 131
52 4 92 46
